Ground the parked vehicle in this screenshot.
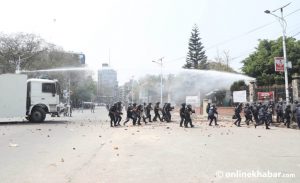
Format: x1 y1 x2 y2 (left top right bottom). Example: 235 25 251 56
0 74 62 122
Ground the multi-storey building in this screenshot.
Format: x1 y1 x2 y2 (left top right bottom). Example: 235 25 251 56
97 63 118 104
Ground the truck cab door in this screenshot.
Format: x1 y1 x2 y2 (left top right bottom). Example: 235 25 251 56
31 82 57 112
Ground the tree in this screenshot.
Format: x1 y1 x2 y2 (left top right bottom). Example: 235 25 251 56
71 75 97 106
230 80 248 93
0 33 46 73
183 24 207 69
206 49 236 72
242 37 300 86
0 32 93 105
214 89 227 106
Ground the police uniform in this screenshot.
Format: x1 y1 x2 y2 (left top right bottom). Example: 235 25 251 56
208 105 218 126
179 103 186 127
153 102 162 122
184 104 195 128
234 103 242 127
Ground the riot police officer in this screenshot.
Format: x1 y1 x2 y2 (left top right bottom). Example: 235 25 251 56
266 104 273 125
184 104 195 128
164 103 174 122
234 103 242 127
179 103 186 127
153 102 162 122
145 103 153 122
115 101 123 126
255 104 270 129
251 103 259 124
108 103 117 127
162 103 168 122
123 103 136 125
293 103 300 129
284 105 292 128
244 103 253 125
206 102 211 120
276 102 284 123
142 102 147 122
136 104 144 125
208 104 218 126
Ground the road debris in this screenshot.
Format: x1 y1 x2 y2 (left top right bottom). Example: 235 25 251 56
9 142 19 147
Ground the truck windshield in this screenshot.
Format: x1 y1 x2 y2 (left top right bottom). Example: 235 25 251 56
42 83 56 93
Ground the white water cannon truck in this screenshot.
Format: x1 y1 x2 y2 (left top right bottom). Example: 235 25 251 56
0 74 62 122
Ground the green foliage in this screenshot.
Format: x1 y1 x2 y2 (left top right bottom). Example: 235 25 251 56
0 33 45 73
242 37 300 86
183 24 207 69
71 76 97 106
230 80 247 93
214 89 227 105
0 32 93 104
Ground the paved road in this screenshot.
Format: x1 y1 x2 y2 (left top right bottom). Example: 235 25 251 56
0 107 299 183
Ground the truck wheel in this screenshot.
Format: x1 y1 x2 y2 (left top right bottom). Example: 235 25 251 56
30 108 46 122
41 113 46 121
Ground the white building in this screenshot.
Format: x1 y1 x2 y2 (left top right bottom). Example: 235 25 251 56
97 63 118 104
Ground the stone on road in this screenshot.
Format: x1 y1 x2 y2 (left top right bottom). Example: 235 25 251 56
0 107 299 183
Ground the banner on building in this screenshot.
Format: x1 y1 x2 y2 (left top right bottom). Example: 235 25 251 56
186 96 200 106
257 91 274 101
233 90 247 103
274 57 284 72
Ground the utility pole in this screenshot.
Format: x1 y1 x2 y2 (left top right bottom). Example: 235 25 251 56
265 2 291 104
152 57 164 104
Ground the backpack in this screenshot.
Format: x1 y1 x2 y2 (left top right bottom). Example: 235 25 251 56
208 107 214 116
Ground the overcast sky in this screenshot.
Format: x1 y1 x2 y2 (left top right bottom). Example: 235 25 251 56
1 0 299 84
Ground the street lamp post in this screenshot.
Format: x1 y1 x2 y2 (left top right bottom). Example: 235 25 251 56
265 3 291 104
16 54 37 74
152 57 164 104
